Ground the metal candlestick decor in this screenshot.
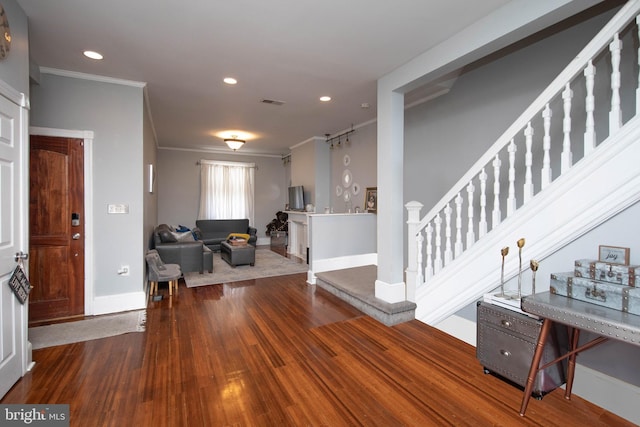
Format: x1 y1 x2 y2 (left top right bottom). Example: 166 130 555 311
499 246 509 297
530 259 539 295
517 238 525 298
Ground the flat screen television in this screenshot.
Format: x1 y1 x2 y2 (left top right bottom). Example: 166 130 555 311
288 185 305 211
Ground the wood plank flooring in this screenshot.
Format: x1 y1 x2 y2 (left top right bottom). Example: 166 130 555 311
2 271 634 426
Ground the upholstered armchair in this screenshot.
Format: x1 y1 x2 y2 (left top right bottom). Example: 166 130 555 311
153 224 213 274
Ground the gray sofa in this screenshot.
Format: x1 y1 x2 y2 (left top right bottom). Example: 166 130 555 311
153 224 213 274
195 219 257 252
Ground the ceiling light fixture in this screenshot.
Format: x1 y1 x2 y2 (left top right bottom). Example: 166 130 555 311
223 77 237 85
83 50 103 60
224 135 245 151
320 96 331 102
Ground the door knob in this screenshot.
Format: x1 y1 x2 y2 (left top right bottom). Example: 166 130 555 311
72 233 81 240
14 251 28 261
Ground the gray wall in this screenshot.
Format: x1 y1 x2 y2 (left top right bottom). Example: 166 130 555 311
291 138 319 208
0 0 29 96
29 73 146 298
329 122 377 213
143 98 158 250
157 149 287 240
404 8 618 214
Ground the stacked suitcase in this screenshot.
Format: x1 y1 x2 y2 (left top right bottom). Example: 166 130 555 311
550 259 640 315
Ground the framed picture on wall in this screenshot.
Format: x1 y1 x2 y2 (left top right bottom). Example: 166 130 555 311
365 187 377 213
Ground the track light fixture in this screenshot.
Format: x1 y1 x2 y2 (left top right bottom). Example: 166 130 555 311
324 126 354 149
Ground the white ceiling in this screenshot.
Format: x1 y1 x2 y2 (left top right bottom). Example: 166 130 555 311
17 0 514 155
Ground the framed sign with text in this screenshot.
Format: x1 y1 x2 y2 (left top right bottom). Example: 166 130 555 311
598 245 630 265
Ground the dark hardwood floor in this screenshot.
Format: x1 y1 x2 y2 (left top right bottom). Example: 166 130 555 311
2 262 634 426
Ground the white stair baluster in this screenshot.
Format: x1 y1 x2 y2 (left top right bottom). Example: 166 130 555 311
561 83 573 174
584 60 596 156
507 139 517 216
541 104 552 189
454 192 463 257
416 231 424 286
434 214 443 274
609 33 622 134
444 203 453 265
466 182 475 248
479 168 488 238
425 222 434 280
523 122 534 203
492 155 501 228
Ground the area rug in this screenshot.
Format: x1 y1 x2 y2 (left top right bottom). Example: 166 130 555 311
29 310 146 350
184 248 308 287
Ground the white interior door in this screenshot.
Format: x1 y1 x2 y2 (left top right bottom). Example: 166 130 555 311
0 83 30 399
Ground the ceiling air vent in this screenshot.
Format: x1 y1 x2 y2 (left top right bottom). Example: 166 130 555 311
260 99 286 106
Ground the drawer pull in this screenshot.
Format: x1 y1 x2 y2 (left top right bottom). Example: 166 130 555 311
500 349 511 357
501 320 512 327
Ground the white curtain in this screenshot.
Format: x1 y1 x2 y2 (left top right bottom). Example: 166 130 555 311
198 160 255 225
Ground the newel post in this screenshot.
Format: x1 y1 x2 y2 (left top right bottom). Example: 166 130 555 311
405 201 423 302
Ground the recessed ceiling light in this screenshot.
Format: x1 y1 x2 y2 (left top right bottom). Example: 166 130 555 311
223 77 238 85
83 50 103 60
320 96 331 102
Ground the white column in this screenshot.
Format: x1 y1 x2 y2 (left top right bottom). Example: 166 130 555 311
375 86 406 303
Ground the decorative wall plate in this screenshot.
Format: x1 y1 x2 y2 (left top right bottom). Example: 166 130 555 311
343 154 351 167
342 169 352 188
343 190 352 202
336 185 343 197
352 183 361 196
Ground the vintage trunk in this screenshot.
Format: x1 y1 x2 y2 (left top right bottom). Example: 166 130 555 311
574 259 640 287
476 301 567 396
550 272 640 315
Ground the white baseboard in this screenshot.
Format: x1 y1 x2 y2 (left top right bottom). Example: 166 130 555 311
307 253 377 285
256 236 271 246
572 364 640 425
434 314 477 346
311 253 377 273
92 291 147 315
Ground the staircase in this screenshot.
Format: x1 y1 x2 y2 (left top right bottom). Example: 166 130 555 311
407 1 640 326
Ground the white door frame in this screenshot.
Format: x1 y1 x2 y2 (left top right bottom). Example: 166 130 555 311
29 127 95 315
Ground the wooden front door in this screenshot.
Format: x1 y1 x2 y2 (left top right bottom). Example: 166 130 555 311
29 135 85 323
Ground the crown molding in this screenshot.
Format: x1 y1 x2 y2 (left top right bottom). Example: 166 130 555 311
39 67 146 88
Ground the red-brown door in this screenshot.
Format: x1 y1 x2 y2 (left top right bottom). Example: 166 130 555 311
29 135 85 323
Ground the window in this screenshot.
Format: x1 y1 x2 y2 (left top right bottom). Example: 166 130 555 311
198 160 255 224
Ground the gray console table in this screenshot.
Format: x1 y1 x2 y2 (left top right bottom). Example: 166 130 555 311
519 291 640 416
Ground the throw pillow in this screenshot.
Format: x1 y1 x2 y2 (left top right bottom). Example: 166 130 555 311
158 229 177 243
192 227 202 240
170 231 195 242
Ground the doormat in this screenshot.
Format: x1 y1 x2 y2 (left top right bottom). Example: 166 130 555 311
29 310 146 349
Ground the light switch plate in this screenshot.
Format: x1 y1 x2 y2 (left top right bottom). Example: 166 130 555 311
108 204 129 214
